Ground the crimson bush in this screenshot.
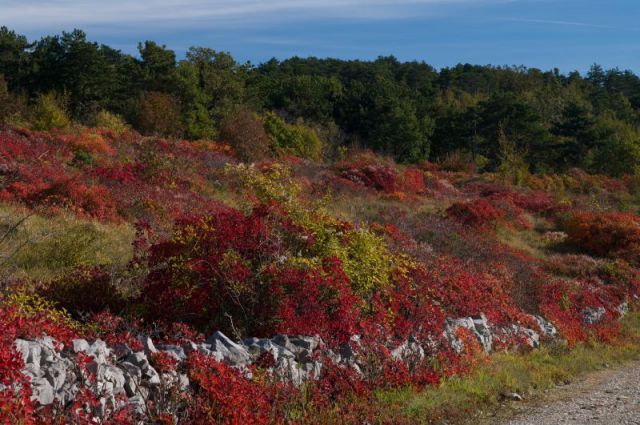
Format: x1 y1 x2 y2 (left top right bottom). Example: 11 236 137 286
564 211 640 263
446 199 505 228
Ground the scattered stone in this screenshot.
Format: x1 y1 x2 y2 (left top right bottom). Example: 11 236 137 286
522 328 541 348
616 302 629 317
113 343 133 359
391 337 425 362
532 315 558 338
156 344 186 362
444 317 472 352
444 315 492 353
86 340 110 364
31 379 55 405
506 392 524 401
142 337 158 355
472 314 493 352
243 337 295 362
72 339 90 353
206 331 251 366
582 306 607 325
127 394 146 415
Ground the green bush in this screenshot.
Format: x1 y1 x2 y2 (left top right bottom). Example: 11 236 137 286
93 110 130 135
263 112 323 160
31 92 71 131
497 124 530 185
0 77 29 127
136 91 183 137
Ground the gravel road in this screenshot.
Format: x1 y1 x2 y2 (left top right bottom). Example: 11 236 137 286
506 361 640 425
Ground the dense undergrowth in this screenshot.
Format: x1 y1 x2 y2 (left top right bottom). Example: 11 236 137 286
378 310 640 425
1 126 640 423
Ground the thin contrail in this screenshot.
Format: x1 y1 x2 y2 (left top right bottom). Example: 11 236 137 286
500 17 616 30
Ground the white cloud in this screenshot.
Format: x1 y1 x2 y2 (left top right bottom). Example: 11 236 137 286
500 17 616 29
1 0 507 30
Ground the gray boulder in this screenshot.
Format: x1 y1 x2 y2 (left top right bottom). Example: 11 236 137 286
271 356 303 385
616 302 629 317
271 335 321 363
14 339 43 366
127 394 146 415
444 315 493 353
72 339 90 353
142 337 158 355
243 337 295 362
103 365 126 395
444 317 474 353
75 339 110 364
30 378 55 405
14 338 67 405
206 331 251 366
156 344 186 362
472 314 493 352
44 361 67 391
522 328 541 348
582 306 606 324
532 315 558 338
124 352 160 386
113 343 133 359
391 337 425 363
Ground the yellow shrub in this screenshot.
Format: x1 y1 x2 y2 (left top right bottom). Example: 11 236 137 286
225 163 301 205
1 292 81 332
32 92 71 131
225 163 396 306
93 110 130 135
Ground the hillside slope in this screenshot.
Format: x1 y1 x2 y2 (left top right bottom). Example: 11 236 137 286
1 127 640 423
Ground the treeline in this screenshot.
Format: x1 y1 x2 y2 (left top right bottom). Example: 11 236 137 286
2 26 640 175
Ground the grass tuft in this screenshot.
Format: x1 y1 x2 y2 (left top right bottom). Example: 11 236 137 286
0 203 134 282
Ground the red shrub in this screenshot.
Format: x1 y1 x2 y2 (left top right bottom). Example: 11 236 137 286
537 278 624 345
513 191 557 214
272 258 359 345
41 267 127 317
150 351 178 373
446 199 505 229
0 129 233 225
0 308 34 424
92 164 138 184
0 162 119 221
310 361 370 407
466 182 559 214
186 353 276 424
424 259 526 326
564 211 640 263
339 165 398 193
57 128 117 156
87 311 144 352
401 168 426 194
139 202 357 342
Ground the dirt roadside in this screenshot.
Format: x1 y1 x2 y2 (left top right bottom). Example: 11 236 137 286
476 360 640 425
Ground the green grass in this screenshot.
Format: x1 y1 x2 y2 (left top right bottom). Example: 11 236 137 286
326 193 444 227
376 311 640 424
495 216 559 261
0 203 135 281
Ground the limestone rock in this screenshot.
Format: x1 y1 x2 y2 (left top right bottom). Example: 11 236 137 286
581 306 606 325
532 315 558 338
206 331 251 366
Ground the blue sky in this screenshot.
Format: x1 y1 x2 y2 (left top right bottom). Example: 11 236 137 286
2 0 639 72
